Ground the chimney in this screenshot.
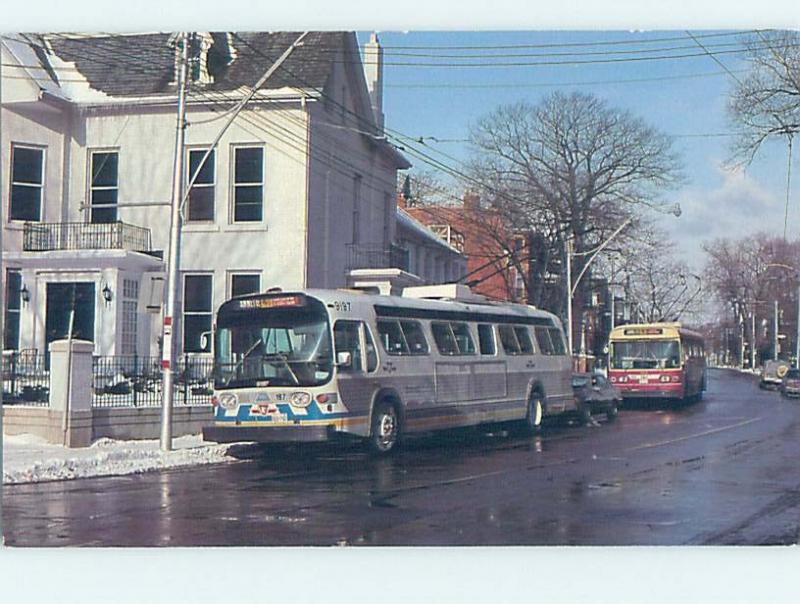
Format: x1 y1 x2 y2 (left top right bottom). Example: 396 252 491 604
463 191 480 212
363 32 385 133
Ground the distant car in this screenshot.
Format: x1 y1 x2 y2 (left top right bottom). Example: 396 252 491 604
780 368 800 398
760 360 790 389
572 372 621 423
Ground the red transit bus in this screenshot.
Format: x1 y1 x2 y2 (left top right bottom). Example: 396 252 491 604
607 322 706 403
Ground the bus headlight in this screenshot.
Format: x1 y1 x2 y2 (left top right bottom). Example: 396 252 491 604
290 392 312 408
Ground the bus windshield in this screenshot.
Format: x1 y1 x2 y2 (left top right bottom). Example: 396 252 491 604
611 340 681 370
215 299 332 389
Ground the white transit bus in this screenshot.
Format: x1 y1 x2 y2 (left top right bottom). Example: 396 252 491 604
202 284 575 453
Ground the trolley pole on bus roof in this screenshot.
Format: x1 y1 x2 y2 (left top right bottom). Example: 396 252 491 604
159 32 309 451
160 32 189 452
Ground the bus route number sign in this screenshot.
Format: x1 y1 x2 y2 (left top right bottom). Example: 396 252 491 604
331 301 352 312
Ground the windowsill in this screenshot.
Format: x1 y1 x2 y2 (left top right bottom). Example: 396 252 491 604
225 223 269 232
183 223 221 233
5 221 30 230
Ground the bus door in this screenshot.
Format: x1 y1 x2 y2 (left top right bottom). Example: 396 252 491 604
333 320 378 421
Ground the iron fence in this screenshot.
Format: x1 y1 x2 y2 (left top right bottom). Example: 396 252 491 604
23 221 152 252
92 354 215 408
2 351 50 406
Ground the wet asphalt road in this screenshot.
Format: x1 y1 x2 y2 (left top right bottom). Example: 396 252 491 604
4 368 800 546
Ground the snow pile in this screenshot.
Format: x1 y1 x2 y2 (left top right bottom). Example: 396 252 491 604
3 433 236 484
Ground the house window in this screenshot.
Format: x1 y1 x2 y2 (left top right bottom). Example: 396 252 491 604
352 175 362 244
9 145 44 221
120 279 139 355
4 270 22 350
90 151 118 223
233 147 263 222
187 149 215 221
230 273 260 298
183 274 212 353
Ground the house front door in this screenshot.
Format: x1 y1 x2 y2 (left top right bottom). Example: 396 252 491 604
45 282 95 365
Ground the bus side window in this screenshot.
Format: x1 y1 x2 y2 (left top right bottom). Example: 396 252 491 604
498 325 521 355
451 322 476 355
399 320 429 355
377 320 409 355
534 326 555 355
431 322 459 355
514 326 534 355
477 324 496 355
548 328 567 356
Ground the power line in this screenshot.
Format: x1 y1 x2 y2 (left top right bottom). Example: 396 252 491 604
385 69 748 89
368 29 762 50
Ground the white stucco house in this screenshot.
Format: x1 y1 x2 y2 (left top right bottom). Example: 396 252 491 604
1 31 466 361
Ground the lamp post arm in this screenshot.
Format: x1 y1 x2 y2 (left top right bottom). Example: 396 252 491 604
570 218 633 297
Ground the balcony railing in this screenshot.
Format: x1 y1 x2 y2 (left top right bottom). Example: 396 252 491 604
347 244 410 272
23 221 153 252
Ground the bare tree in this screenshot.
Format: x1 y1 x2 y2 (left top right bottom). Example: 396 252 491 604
596 225 704 323
703 233 800 362
728 30 800 165
467 91 683 338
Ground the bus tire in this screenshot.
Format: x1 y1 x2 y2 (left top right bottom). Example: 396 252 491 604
368 400 400 455
521 393 544 435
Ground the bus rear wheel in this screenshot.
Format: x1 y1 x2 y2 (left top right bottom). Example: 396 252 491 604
368 400 400 455
521 394 544 435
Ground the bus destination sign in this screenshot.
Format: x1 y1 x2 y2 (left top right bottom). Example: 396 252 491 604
238 295 303 310
623 327 664 336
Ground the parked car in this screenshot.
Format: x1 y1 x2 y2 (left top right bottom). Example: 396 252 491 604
780 368 800 398
760 360 790 389
572 372 621 423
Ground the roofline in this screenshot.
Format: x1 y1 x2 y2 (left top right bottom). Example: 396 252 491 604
396 208 463 255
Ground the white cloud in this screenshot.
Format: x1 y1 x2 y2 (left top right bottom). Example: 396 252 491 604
663 161 785 268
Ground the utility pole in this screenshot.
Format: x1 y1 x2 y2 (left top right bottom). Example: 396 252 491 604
565 239 573 357
774 299 780 361
159 32 308 451
750 311 756 370
160 32 190 452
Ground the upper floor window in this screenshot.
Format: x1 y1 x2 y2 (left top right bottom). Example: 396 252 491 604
187 149 215 221
89 151 118 223
9 145 44 222
233 147 263 222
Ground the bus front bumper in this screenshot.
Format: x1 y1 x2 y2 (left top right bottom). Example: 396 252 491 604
202 424 333 443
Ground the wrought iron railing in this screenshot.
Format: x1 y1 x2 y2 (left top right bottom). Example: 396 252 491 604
346 243 410 272
23 221 152 252
2 351 50 406
92 355 214 408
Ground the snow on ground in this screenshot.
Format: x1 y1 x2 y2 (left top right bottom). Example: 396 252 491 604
2 433 237 485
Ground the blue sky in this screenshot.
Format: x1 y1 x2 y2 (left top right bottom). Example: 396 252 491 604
357 30 795 271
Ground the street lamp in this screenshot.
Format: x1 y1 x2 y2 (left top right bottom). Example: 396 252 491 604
564 204 682 364
565 218 633 360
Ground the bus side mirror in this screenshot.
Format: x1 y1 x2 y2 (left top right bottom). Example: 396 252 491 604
336 351 352 367
200 330 213 351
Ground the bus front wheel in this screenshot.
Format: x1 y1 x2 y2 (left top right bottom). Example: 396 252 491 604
368 400 400 454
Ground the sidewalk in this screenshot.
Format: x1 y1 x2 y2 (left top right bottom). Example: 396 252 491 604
2 433 237 485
